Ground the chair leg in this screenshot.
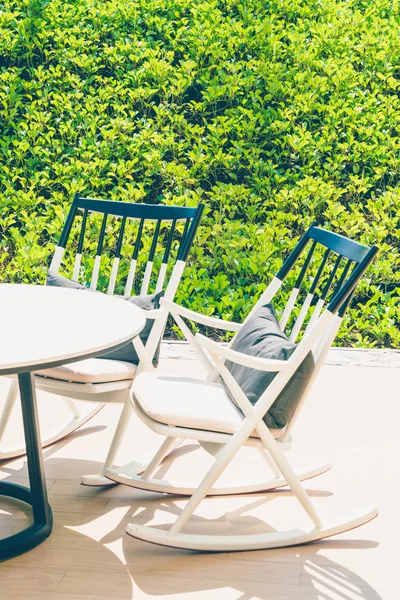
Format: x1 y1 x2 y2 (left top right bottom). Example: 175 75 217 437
0 380 18 455
141 437 182 480
255 424 323 528
125 422 377 551
0 380 103 461
81 399 133 486
63 397 82 419
81 400 181 486
258 448 281 478
126 431 376 550
168 424 251 537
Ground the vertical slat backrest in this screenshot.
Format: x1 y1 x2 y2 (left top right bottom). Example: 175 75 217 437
52 194 204 302
72 208 88 280
140 220 161 295
155 219 177 292
125 218 145 296
254 226 378 442
107 216 126 295
279 240 317 331
268 225 378 344
90 213 108 290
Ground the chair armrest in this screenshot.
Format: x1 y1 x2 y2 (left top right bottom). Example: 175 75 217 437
160 298 242 331
195 333 292 372
144 308 166 320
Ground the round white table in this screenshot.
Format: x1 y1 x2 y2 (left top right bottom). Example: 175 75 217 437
0 284 146 561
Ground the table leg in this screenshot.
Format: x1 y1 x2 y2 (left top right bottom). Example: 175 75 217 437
0 372 53 561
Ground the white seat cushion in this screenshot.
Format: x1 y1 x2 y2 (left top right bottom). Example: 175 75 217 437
133 372 285 439
36 358 137 384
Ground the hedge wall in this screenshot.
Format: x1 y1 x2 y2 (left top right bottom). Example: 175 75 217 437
0 0 399 347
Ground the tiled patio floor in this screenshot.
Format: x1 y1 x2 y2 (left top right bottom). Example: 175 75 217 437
0 355 399 599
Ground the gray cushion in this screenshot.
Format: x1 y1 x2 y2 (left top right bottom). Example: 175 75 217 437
46 271 90 291
225 304 314 429
46 271 164 366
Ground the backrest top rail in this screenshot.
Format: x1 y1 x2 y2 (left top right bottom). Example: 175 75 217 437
74 197 200 221
309 226 371 263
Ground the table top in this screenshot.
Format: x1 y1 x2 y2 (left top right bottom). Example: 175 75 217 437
0 284 147 375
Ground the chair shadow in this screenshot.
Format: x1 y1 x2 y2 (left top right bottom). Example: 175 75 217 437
106 488 382 600
0 424 106 468
0 451 381 600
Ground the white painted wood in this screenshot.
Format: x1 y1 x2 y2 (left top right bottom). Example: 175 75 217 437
2 227 190 476
166 419 255 536
81 398 140 486
289 292 314 342
303 297 325 337
0 284 145 459
141 437 181 480
244 276 282 323
162 299 242 331
34 375 131 399
279 287 299 331
72 252 82 281
164 259 185 300
141 260 189 363
129 391 272 448
0 379 18 442
167 310 216 377
0 284 146 375
0 400 103 460
141 308 163 319
162 292 243 382
107 257 120 295
126 506 378 551
64 397 81 418
80 474 118 486
106 460 331 496
282 313 342 442
115 301 361 551
101 399 133 473
124 259 137 296
197 333 293 372
196 335 329 526
155 262 168 293
90 255 102 290
72 262 189 487
1 355 391 592
140 261 153 295
258 447 281 478
49 245 65 271
98 443 184 488
254 419 323 528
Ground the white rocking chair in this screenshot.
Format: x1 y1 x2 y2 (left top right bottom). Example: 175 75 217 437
108 224 378 551
0 194 203 478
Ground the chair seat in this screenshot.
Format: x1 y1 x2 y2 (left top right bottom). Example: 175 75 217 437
133 372 285 439
36 358 137 384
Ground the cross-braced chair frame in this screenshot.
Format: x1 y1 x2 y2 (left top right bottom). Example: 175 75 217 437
0 194 203 478
106 223 378 551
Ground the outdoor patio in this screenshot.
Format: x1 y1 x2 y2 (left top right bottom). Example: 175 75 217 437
0 345 399 600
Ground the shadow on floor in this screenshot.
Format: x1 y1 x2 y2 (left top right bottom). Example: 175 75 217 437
0 449 381 600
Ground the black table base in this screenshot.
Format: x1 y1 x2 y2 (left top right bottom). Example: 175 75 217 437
0 373 53 561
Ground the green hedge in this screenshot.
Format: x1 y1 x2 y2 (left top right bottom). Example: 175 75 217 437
0 0 399 347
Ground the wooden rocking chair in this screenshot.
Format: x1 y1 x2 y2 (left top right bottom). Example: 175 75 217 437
108 224 378 551
0 194 203 480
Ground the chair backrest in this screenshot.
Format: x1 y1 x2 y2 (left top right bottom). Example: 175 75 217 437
236 224 378 439
246 223 378 344
49 193 204 301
